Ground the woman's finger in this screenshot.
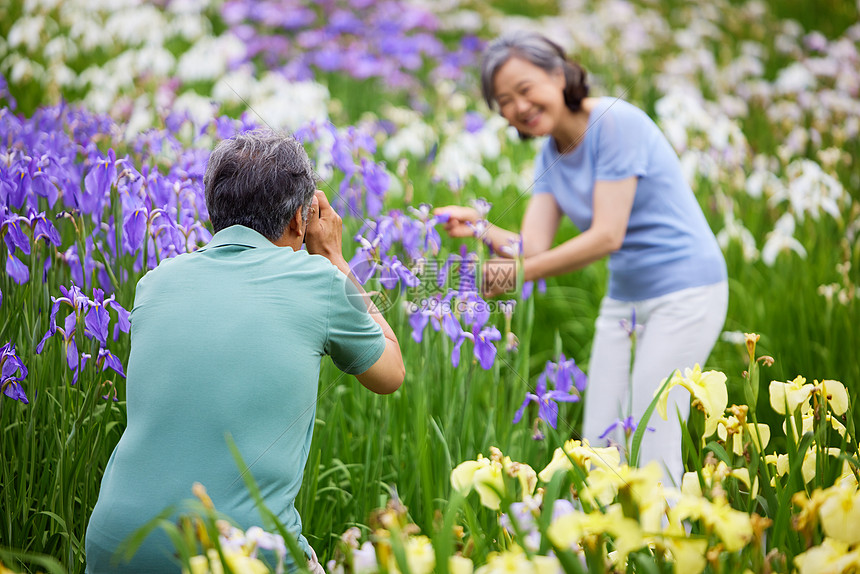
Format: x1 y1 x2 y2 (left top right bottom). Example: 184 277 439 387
434 205 479 223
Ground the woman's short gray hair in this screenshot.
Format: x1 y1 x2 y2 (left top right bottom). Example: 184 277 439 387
480 30 589 113
203 129 317 241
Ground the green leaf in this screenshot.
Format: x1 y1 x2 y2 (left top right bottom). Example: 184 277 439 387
630 371 677 467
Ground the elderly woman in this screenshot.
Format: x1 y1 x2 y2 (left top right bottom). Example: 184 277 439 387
437 31 728 482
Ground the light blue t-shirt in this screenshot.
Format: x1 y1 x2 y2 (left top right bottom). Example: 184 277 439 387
533 98 726 301
85 225 386 573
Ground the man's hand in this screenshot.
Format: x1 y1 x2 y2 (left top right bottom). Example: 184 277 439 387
305 190 346 266
305 192 404 395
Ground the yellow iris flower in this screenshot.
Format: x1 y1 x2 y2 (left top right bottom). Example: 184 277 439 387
819 484 860 545
681 461 757 500
580 462 664 509
451 457 490 494
716 415 770 456
794 538 860 574
655 365 727 437
450 450 537 510
548 505 644 565
450 455 504 510
784 406 848 438
473 545 560 574
389 535 436 574
768 375 814 415
187 549 268 574
538 439 621 482
659 531 708 574
769 377 849 418
672 494 753 552
818 379 849 415
449 554 475 574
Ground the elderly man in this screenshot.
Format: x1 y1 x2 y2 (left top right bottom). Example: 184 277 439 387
85 130 404 573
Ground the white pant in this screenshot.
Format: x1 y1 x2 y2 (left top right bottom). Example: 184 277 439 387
582 281 728 485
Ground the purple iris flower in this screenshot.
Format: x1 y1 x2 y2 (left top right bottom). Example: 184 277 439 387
107 298 131 341
151 211 184 258
29 155 59 207
97 348 125 378
30 212 62 246
620 308 642 340
348 234 381 285
84 290 110 345
439 298 469 368
314 48 344 71
2 211 31 255
499 502 541 551
398 218 424 261
0 169 15 207
521 279 547 300
379 256 419 290
473 325 501 370
165 111 188 134
439 245 478 294
0 72 16 109
331 135 355 175
407 204 445 256
8 163 29 209
1 342 29 403
556 353 588 393
409 294 444 343
598 416 655 440
83 237 97 286
80 149 116 215
123 206 148 254
37 286 85 355
458 290 489 331
5 251 29 284
464 112 485 134
409 306 431 343
450 333 468 368
35 284 126 382
62 244 84 288
360 158 389 217
513 361 581 430
328 9 363 35
294 119 334 144
63 311 79 374
441 303 462 343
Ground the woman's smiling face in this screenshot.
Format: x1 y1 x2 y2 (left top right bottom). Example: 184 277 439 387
493 56 567 137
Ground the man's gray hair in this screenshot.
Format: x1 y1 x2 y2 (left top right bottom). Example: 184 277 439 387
204 129 317 241
480 30 589 113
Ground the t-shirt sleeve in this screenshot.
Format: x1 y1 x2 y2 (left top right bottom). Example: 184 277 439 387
593 104 650 181
531 144 553 195
324 269 386 375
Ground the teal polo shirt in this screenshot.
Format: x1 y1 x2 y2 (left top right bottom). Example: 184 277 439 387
85 225 386 573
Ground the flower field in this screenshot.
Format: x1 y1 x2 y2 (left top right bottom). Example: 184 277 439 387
1 0 859 572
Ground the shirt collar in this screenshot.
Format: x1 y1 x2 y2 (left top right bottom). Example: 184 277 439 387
201 225 282 251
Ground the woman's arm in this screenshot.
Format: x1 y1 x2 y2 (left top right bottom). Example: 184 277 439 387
519 193 563 257
523 177 637 282
435 193 563 257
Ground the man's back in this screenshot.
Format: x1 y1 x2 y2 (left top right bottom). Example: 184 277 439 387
85 225 385 572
